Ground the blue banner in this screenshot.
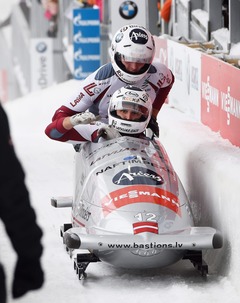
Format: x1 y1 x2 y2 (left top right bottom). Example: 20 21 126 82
73 8 100 80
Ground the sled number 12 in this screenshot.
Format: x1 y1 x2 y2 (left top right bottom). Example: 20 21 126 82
134 212 156 222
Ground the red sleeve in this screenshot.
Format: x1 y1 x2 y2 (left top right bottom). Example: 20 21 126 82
45 105 88 142
51 105 77 121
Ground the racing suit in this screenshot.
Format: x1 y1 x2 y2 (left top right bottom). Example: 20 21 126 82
45 61 174 143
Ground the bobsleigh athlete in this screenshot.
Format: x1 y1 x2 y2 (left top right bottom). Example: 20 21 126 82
45 24 174 142
46 85 152 143
97 85 152 141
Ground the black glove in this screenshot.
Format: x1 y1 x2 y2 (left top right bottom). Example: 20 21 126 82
12 258 44 298
147 117 159 137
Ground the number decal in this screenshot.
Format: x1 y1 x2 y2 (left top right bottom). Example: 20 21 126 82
146 213 157 222
134 212 157 222
134 213 143 221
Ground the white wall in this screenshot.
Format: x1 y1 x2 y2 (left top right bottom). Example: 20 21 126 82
158 104 240 290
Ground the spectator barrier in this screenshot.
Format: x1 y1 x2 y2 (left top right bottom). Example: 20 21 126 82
154 36 240 148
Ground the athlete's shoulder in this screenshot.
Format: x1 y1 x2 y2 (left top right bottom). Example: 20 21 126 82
95 63 115 80
151 60 172 74
148 61 174 87
146 61 171 76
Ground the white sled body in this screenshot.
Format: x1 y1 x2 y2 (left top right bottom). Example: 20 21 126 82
54 136 222 271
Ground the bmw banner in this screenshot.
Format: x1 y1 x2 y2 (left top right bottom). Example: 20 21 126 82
110 0 146 36
73 8 100 80
109 0 159 37
30 38 53 92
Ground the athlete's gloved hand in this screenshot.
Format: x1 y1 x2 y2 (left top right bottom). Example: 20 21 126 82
12 258 44 298
70 112 99 126
97 126 121 140
147 117 159 137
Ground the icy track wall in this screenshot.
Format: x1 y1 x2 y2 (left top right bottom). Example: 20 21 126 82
154 37 240 291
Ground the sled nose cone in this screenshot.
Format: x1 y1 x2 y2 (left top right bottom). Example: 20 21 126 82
64 232 81 249
212 231 223 249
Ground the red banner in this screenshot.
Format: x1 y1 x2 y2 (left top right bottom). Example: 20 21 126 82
218 63 240 146
201 55 221 132
201 54 240 146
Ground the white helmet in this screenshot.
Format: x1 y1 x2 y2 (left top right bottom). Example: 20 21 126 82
110 24 155 84
108 85 152 134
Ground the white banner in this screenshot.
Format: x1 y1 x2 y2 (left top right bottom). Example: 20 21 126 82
109 0 147 37
167 40 202 122
30 38 53 92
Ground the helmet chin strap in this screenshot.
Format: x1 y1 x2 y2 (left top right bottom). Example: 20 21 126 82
119 132 143 138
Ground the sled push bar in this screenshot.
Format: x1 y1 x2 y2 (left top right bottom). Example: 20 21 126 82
63 226 223 251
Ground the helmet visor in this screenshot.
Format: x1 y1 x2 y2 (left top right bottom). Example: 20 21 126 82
117 52 153 64
111 101 149 121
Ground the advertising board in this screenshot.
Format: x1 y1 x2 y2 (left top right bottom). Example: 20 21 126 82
155 36 240 147
73 8 100 80
109 0 147 37
202 54 240 146
30 38 53 92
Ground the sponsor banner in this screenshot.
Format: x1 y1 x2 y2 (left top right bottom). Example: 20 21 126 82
201 54 221 132
185 47 201 121
167 40 201 121
154 37 240 147
218 63 240 147
74 45 100 57
119 1 138 19
201 54 240 146
73 8 100 80
110 0 146 36
30 38 53 92
101 185 181 216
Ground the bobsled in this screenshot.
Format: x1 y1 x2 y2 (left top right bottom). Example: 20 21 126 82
51 135 223 279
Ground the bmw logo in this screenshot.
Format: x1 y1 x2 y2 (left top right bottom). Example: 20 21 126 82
119 1 138 20
36 42 47 53
115 32 124 43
